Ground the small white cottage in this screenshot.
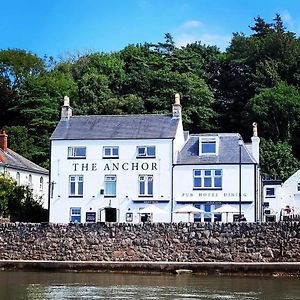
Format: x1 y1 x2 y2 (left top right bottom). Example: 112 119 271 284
0 130 49 208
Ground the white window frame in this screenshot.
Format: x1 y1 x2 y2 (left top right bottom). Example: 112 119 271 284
199 137 218 155
193 169 222 189
104 175 117 197
16 172 20 185
69 175 84 197
139 175 153 196
68 146 86 159
70 207 81 223
136 146 156 158
103 146 119 158
39 176 44 191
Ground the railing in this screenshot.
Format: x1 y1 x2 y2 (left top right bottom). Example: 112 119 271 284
282 215 300 221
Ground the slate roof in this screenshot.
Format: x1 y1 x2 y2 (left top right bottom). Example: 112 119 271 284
51 114 180 140
176 133 256 165
0 148 48 175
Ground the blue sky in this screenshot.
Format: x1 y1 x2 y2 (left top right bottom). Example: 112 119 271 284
1 0 300 59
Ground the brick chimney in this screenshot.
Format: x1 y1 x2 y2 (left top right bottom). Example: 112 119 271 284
172 93 182 119
61 96 73 120
0 130 8 152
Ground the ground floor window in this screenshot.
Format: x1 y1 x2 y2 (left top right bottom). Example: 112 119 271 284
70 207 81 223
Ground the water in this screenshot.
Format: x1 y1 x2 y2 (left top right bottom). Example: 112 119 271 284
0 271 300 300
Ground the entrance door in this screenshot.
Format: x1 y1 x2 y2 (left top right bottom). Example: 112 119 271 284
105 207 117 222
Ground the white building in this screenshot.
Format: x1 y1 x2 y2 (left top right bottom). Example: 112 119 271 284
49 95 261 223
262 171 300 221
0 130 49 208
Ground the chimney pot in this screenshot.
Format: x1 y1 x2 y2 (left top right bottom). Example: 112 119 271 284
0 130 8 152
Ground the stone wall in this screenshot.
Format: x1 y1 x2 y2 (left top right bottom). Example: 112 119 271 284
0 222 300 262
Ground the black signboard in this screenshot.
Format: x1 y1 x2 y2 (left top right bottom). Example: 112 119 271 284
86 212 96 223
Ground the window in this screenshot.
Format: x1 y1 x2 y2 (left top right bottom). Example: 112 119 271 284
202 141 216 154
70 207 81 223
193 169 222 189
39 177 44 191
69 175 83 197
28 174 32 186
139 175 153 196
298 183 300 192
16 172 20 185
68 147 86 158
266 187 275 197
137 146 156 158
105 175 116 196
103 146 119 158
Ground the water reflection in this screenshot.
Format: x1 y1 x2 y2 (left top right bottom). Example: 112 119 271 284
0 272 300 300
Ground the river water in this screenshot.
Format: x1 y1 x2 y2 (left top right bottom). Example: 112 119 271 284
0 271 300 300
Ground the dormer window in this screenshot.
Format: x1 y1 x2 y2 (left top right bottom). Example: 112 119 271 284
199 137 218 155
137 146 156 158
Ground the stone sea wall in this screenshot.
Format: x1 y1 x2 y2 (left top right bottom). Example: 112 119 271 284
0 222 300 262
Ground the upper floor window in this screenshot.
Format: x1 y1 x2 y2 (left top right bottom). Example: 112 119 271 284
69 175 83 197
103 146 119 158
297 183 300 192
139 175 153 196
68 147 86 159
28 174 32 186
137 146 156 158
266 187 275 197
105 175 117 196
39 177 44 191
193 169 222 189
16 172 20 185
201 140 216 154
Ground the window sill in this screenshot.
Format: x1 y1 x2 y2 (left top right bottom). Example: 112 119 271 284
69 195 84 198
102 157 119 159
136 156 156 159
138 195 154 198
67 157 86 159
193 188 222 191
104 195 116 198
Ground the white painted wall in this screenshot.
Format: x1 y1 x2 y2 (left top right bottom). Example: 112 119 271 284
173 164 256 222
0 166 49 208
50 138 174 223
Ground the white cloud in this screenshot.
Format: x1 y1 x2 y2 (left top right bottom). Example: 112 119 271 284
181 20 202 29
281 10 300 34
175 33 231 50
174 21 231 50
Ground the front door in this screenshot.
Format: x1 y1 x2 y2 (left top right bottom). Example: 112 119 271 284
105 207 117 222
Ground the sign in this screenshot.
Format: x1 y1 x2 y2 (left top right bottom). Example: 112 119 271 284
72 161 158 172
86 212 96 223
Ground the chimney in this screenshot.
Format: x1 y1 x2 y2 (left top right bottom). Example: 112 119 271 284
61 96 73 120
251 122 260 164
0 130 8 152
172 93 182 119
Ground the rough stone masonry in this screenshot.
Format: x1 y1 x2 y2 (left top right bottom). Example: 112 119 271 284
0 222 300 262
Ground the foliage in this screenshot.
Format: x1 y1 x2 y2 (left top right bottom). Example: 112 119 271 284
260 139 300 181
1 15 300 180
0 174 47 222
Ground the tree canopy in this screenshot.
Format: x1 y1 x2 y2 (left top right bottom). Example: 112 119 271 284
1 15 300 180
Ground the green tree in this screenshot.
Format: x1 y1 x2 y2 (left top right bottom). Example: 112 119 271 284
249 81 300 142
0 174 47 222
260 139 299 181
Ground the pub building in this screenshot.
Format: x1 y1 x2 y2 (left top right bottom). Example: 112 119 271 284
49 95 261 223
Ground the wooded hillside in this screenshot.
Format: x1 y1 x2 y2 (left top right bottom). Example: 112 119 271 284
1 15 300 180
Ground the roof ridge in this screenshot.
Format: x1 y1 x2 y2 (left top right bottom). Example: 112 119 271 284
71 113 170 118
